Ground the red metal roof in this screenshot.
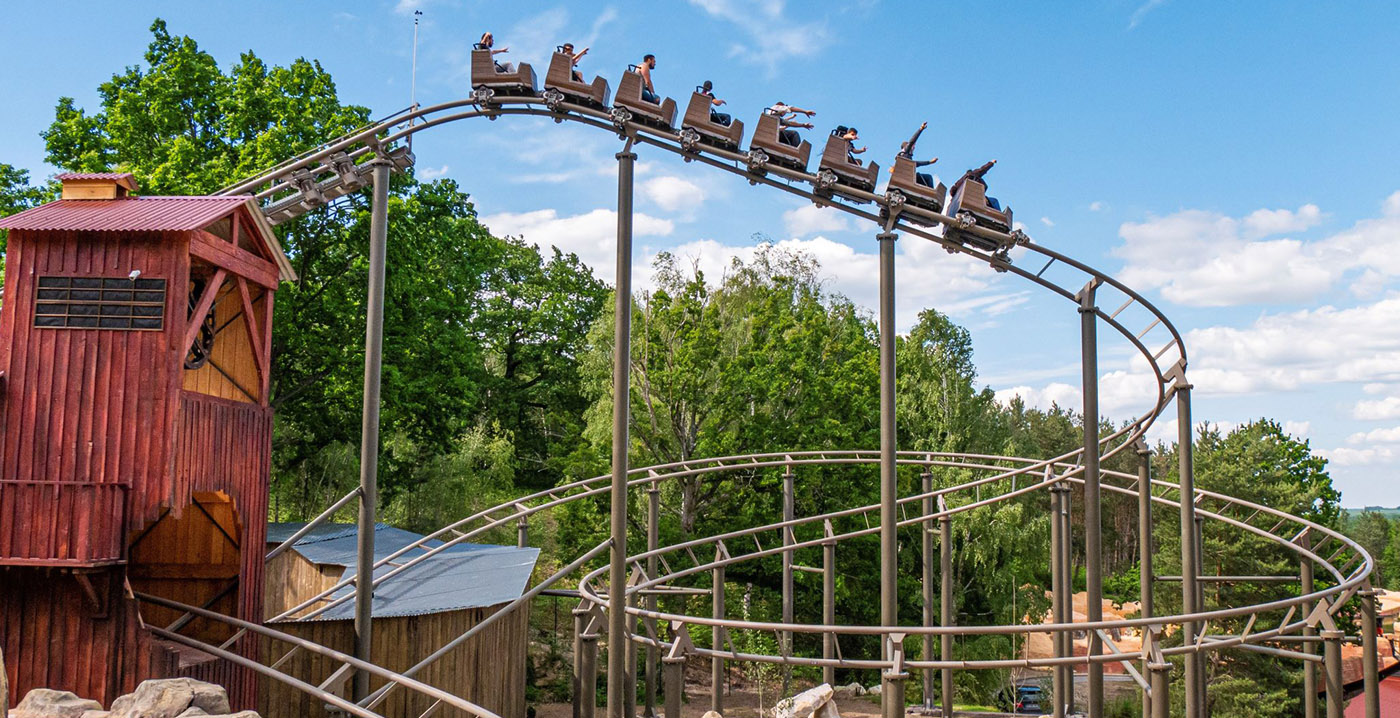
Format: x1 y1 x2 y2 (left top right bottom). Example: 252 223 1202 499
0 196 250 232
55 172 136 181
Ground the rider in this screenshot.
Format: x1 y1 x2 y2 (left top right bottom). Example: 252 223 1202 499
840 127 867 165
698 80 731 126
768 101 816 147
898 122 939 188
477 31 512 73
638 54 659 103
957 159 1002 210
561 43 590 82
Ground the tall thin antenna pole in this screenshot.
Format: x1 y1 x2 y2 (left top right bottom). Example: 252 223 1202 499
410 10 422 118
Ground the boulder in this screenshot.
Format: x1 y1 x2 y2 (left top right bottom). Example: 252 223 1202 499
701 711 724 718
865 683 881 697
79 712 111 718
108 679 231 718
774 683 839 718
832 682 865 697
11 689 104 718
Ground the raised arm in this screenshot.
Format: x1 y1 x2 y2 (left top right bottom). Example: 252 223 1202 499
492 47 510 56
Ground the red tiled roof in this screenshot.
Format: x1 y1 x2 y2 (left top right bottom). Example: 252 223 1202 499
0 196 250 233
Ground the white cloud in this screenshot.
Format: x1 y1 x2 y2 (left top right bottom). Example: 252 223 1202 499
417 165 450 180
1318 446 1397 467
1089 201 1106 212
995 383 1081 411
1347 425 1400 444
686 0 828 76
1040 217 1054 227
482 208 675 283
1282 421 1311 439
642 175 706 213
783 204 851 237
1128 0 1169 29
1354 396 1400 420
1114 194 1400 306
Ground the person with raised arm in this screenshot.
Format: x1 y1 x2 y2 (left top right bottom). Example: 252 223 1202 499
698 80 731 125
638 54 659 103
840 126 867 165
768 101 816 147
898 121 939 187
561 43 589 82
956 159 1002 209
477 32 512 73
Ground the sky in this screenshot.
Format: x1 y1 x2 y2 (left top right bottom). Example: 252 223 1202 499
1 1 1398 506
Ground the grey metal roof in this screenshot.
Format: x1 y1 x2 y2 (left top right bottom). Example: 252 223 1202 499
266 522 539 621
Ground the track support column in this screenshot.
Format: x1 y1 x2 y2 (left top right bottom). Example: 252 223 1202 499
645 486 660 718
353 158 391 701
1175 374 1203 718
878 231 900 641
823 520 837 687
1322 629 1344 718
608 147 637 718
882 633 908 718
921 470 936 711
1148 662 1171 718
574 607 589 718
581 625 601 718
940 507 954 718
782 464 796 696
1050 483 1068 718
1078 281 1104 718
712 545 726 715
1136 441 1154 718
1302 530 1317 718
1361 588 1381 718
664 651 685 718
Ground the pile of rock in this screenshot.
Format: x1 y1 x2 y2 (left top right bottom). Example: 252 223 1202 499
773 683 841 718
9 679 258 718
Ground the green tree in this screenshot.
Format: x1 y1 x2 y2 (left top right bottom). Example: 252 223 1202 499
1345 511 1393 588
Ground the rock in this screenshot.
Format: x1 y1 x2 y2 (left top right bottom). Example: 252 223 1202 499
775 684 840 718
866 683 882 697
175 708 211 718
11 689 104 718
833 682 866 697
79 712 111 718
701 711 724 718
108 679 231 718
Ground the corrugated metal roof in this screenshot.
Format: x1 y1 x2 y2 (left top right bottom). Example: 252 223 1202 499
266 522 540 621
0 196 249 233
56 171 138 184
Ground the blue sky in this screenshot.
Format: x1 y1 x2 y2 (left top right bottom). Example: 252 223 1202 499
2 1 1398 506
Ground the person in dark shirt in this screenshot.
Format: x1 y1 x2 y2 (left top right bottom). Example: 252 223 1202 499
477 32 513 73
699 81 731 126
957 159 1002 210
899 122 938 187
561 43 589 82
840 127 867 165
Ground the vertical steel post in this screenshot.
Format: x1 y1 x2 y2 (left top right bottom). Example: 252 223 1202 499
1078 283 1104 718
574 607 589 718
712 558 725 714
1322 629 1344 718
782 465 795 696
664 653 685 718
1301 531 1317 718
1361 589 1380 718
1137 443 1153 718
1060 484 1076 716
878 231 899 639
518 514 529 548
626 589 639 718
1050 484 1067 718
581 628 600 718
1176 380 1202 718
608 148 637 718
921 471 936 710
882 634 908 718
353 159 391 701
823 523 836 687
940 511 953 718
645 487 660 718
1148 662 1171 718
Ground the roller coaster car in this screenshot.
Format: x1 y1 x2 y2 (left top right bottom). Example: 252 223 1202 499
681 91 744 151
946 178 1013 252
470 49 537 97
886 156 947 215
748 110 811 173
544 49 611 110
613 67 677 130
816 131 879 197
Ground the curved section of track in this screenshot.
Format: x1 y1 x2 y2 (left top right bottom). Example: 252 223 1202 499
154 89 1373 711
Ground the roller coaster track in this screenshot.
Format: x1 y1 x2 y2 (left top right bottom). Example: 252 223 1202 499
128 83 1377 716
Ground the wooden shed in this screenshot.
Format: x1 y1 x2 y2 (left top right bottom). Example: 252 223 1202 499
0 173 295 709
261 523 538 718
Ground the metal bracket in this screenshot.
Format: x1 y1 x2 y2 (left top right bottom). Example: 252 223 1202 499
745 148 770 175
542 88 565 112
678 127 701 154
471 86 496 106
610 106 633 133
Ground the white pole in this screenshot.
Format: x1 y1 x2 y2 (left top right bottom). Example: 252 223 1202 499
410 11 422 120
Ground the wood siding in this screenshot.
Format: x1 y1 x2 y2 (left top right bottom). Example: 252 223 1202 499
181 281 268 404
260 604 530 718
262 550 343 620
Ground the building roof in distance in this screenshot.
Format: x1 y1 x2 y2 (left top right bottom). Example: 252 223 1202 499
266 522 539 621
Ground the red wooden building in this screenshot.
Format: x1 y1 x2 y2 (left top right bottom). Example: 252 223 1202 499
0 173 294 708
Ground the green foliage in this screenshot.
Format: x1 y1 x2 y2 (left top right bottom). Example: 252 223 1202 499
1345 511 1394 588
0 164 51 274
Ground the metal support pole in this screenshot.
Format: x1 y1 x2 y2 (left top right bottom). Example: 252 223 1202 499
1302 531 1317 718
353 159 391 702
1148 662 1171 718
878 231 900 640
823 523 836 687
1059 485 1076 716
1050 484 1067 718
1136 443 1153 718
782 466 795 696
626 590 639 718
645 487 660 718
663 655 685 718
1078 283 1103 718
1176 381 1203 718
1194 515 1206 613
921 471 936 710
608 148 637 718
711 557 725 714
582 628 600 718
574 607 588 718
517 514 529 548
1361 589 1380 718
940 512 953 718
1322 629 1344 718
882 634 908 718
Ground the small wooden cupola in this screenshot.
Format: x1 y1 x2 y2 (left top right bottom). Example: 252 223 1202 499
57 171 140 200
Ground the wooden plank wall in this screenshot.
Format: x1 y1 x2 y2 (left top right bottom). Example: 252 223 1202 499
0 482 126 563
262 551 343 620
260 604 530 718
180 281 265 404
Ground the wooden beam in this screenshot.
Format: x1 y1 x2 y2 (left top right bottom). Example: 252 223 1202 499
261 288 275 402
181 268 227 362
192 231 278 289
236 277 268 396
230 210 241 246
